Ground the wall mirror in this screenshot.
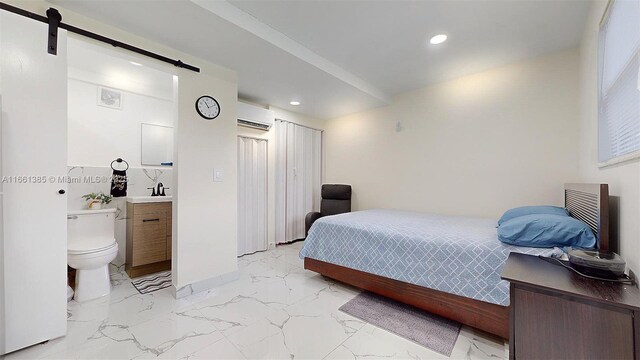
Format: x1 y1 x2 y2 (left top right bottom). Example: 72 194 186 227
141 123 174 166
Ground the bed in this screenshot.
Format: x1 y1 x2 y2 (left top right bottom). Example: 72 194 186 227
300 183 610 339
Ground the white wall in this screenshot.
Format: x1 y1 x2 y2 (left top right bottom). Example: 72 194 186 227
578 1 640 272
68 78 174 168
325 49 581 219
173 71 238 290
67 37 176 169
237 104 324 248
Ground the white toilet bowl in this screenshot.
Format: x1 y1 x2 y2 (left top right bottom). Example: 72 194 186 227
67 208 118 302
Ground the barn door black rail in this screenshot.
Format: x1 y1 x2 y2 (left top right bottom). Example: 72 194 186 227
0 2 200 73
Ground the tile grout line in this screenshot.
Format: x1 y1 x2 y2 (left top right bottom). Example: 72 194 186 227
319 322 362 360
178 303 249 360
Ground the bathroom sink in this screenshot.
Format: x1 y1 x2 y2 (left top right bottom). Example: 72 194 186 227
126 196 172 204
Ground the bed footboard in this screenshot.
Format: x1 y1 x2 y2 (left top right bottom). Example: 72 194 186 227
305 257 509 339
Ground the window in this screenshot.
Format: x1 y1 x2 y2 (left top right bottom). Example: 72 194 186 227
598 0 640 165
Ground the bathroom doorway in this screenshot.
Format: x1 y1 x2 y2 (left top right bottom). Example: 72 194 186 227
65 36 178 300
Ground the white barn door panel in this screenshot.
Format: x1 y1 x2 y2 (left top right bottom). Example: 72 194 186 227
0 12 68 355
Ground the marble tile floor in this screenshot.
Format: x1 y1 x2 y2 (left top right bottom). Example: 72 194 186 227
3 242 508 360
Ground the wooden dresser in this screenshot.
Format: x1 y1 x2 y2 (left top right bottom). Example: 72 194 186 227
502 252 640 360
125 201 172 278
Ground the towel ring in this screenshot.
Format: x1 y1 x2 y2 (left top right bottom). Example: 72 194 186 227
110 158 129 171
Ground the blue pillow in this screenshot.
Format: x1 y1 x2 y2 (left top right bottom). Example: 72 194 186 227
498 205 569 226
498 214 596 248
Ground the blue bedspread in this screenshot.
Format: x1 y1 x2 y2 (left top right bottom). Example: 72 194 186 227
299 209 561 306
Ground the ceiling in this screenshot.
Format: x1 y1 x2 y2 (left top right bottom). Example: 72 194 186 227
52 0 591 119
68 37 175 101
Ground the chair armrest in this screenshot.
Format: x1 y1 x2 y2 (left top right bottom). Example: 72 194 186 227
305 212 322 238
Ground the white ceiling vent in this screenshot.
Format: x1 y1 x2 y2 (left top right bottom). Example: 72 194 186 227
237 102 275 131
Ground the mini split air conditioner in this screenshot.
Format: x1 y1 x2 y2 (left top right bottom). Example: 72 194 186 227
237 102 275 131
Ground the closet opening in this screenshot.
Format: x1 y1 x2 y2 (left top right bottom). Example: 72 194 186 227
274 120 323 244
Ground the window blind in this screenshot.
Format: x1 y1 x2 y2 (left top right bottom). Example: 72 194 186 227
598 0 640 164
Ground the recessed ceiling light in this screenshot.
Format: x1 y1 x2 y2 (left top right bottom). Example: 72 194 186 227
290 101 300 106
429 34 448 45
129 61 143 66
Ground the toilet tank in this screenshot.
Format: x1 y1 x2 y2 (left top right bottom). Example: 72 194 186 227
67 208 117 252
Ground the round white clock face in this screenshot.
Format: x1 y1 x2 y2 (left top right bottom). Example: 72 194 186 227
196 95 220 120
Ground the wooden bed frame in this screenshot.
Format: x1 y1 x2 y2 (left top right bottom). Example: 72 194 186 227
303 183 610 340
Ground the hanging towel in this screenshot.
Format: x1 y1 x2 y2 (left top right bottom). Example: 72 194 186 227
110 158 129 198
111 169 128 197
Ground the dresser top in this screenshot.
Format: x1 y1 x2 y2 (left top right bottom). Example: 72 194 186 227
502 252 640 311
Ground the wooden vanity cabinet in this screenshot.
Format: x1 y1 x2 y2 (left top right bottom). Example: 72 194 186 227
166 205 172 260
126 202 172 278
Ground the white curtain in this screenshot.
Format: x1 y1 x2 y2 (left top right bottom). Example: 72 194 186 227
275 120 322 244
275 121 288 245
237 136 268 256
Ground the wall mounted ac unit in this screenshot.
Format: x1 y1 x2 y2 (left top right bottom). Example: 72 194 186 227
237 102 275 131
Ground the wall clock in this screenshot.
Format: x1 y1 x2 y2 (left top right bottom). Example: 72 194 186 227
195 95 220 120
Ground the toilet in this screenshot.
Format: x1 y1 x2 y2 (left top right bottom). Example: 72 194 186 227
67 208 118 302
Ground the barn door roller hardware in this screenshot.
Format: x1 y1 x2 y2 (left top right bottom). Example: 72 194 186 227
0 2 200 72
46 8 61 55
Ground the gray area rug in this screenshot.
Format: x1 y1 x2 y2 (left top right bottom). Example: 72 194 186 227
339 292 461 356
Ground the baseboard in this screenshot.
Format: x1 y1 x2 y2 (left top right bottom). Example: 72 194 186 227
172 270 239 299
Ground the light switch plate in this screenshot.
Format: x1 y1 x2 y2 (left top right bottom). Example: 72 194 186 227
213 168 223 182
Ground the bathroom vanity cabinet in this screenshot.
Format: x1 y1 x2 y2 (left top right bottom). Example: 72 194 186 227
125 201 172 278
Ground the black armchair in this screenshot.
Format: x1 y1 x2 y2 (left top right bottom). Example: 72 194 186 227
305 184 352 237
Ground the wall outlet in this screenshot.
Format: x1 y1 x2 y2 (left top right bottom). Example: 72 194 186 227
213 169 224 182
